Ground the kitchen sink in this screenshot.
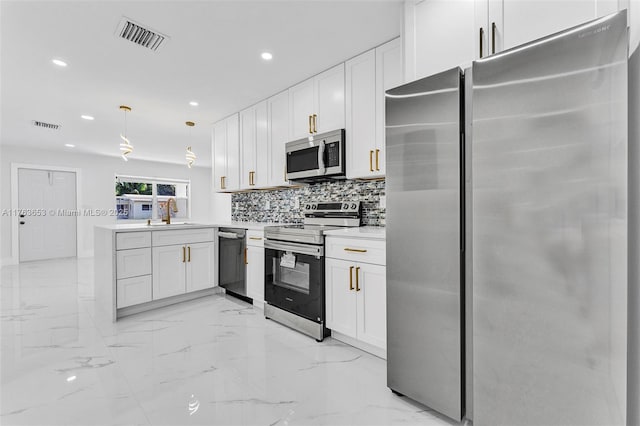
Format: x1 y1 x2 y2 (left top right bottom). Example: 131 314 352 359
147 221 199 226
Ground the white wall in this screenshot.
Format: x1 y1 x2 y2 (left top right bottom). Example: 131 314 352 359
1 145 215 263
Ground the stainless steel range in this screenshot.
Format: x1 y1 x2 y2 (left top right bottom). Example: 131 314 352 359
263 201 361 341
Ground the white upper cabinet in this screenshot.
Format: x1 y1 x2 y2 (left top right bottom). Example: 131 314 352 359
289 63 345 140
240 101 269 190
267 90 291 187
212 114 240 192
289 79 315 140
482 0 620 55
346 38 401 179
409 0 476 81
406 0 623 80
346 50 377 179
314 63 345 134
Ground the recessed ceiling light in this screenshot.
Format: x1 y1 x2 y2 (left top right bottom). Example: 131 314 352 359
189 101 199 106
81 115 94 120
52 59 68 67
64 144 75 148
261 52 273 61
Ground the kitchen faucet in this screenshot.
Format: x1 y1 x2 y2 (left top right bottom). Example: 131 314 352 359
162 198 178 224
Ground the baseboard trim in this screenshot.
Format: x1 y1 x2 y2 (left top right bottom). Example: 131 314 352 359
116 287 223 319
331 330 387 359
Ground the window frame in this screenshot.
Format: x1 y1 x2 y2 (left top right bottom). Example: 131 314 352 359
115 174 191 222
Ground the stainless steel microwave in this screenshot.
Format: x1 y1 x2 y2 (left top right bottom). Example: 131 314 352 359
285 129 345 182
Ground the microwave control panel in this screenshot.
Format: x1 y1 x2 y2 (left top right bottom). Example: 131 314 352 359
325 141 340 167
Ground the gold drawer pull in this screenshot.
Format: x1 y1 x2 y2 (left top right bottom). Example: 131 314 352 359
344 248 367 253
249 237 262 241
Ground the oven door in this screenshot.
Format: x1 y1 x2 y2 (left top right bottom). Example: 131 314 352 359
264 239 325 323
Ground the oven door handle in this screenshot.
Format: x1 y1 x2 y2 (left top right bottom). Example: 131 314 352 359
264 240 324 257
317 140 325 175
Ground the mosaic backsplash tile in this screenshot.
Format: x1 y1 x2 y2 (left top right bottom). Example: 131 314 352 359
231 179 386 226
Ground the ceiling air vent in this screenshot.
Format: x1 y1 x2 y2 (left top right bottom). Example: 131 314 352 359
32 120 61 130
115 17 169 52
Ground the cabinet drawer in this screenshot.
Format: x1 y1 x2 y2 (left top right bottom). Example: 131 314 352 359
152 228 215 247
326 237 386 265
246 230 264 248
116 231 151 250
116 248 152 279
117 275 152 308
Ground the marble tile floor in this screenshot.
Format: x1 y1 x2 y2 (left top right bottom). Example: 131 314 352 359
1 257 456 426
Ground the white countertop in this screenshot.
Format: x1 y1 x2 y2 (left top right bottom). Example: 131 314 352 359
323 226 386 240
95 221 292 233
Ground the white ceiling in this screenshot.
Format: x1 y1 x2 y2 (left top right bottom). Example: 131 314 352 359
1 0 402 167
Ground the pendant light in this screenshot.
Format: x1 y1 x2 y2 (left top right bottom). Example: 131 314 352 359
185 121 196 168
119 105 133 161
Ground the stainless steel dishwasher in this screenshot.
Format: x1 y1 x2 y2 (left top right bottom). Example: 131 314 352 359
218 228 247 300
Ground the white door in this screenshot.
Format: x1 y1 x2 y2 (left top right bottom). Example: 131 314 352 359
268 90 290 187
18 168 76 262
239 106 256 189
289 78 315 140
186 242 215 292
246 245 265 304
314 63 345 134
225 114 240 191
213 119 227 192
375 38 402 177
325 258 357 338
152 244 186 299
346 49 377 179
254 100 269 188
355 263 387 350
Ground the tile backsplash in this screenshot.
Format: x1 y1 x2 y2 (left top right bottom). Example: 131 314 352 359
231 179 386 226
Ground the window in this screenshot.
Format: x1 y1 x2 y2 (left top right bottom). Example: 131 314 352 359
115 175 190 221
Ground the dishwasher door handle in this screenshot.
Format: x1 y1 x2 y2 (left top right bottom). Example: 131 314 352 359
219 232 241 239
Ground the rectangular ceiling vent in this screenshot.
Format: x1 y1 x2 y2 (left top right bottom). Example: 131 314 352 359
116 17 169 52
32 120 61 130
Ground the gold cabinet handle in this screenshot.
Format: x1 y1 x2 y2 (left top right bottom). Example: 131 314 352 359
479 27 484 58
248 171 252 186
308 115 313 134
244 247 248 265
182 246 186 263
355 267 361 292
313 114 317 133
349 266 354 291
284 166 287 182
249 236 262 241
375 149 380 171
221 176 226 190
253 171 256 185
369 150 374 172
344 248 367 253
491 22 496 54
188 246 191 262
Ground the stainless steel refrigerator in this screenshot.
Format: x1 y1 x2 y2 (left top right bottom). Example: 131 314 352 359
472 10 628 426
386 67 467 422
386 10 629 426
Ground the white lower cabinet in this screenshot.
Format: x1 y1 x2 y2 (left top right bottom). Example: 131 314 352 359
152 244 187 299
117 275 152 308
325 237 386 357
152 241 215 300
186 242 215 292
246 231 265 305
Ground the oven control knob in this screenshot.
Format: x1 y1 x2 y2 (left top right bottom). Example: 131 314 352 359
351 203 357 210
305 204 311 210
312 204 317 210
342 203 349 210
